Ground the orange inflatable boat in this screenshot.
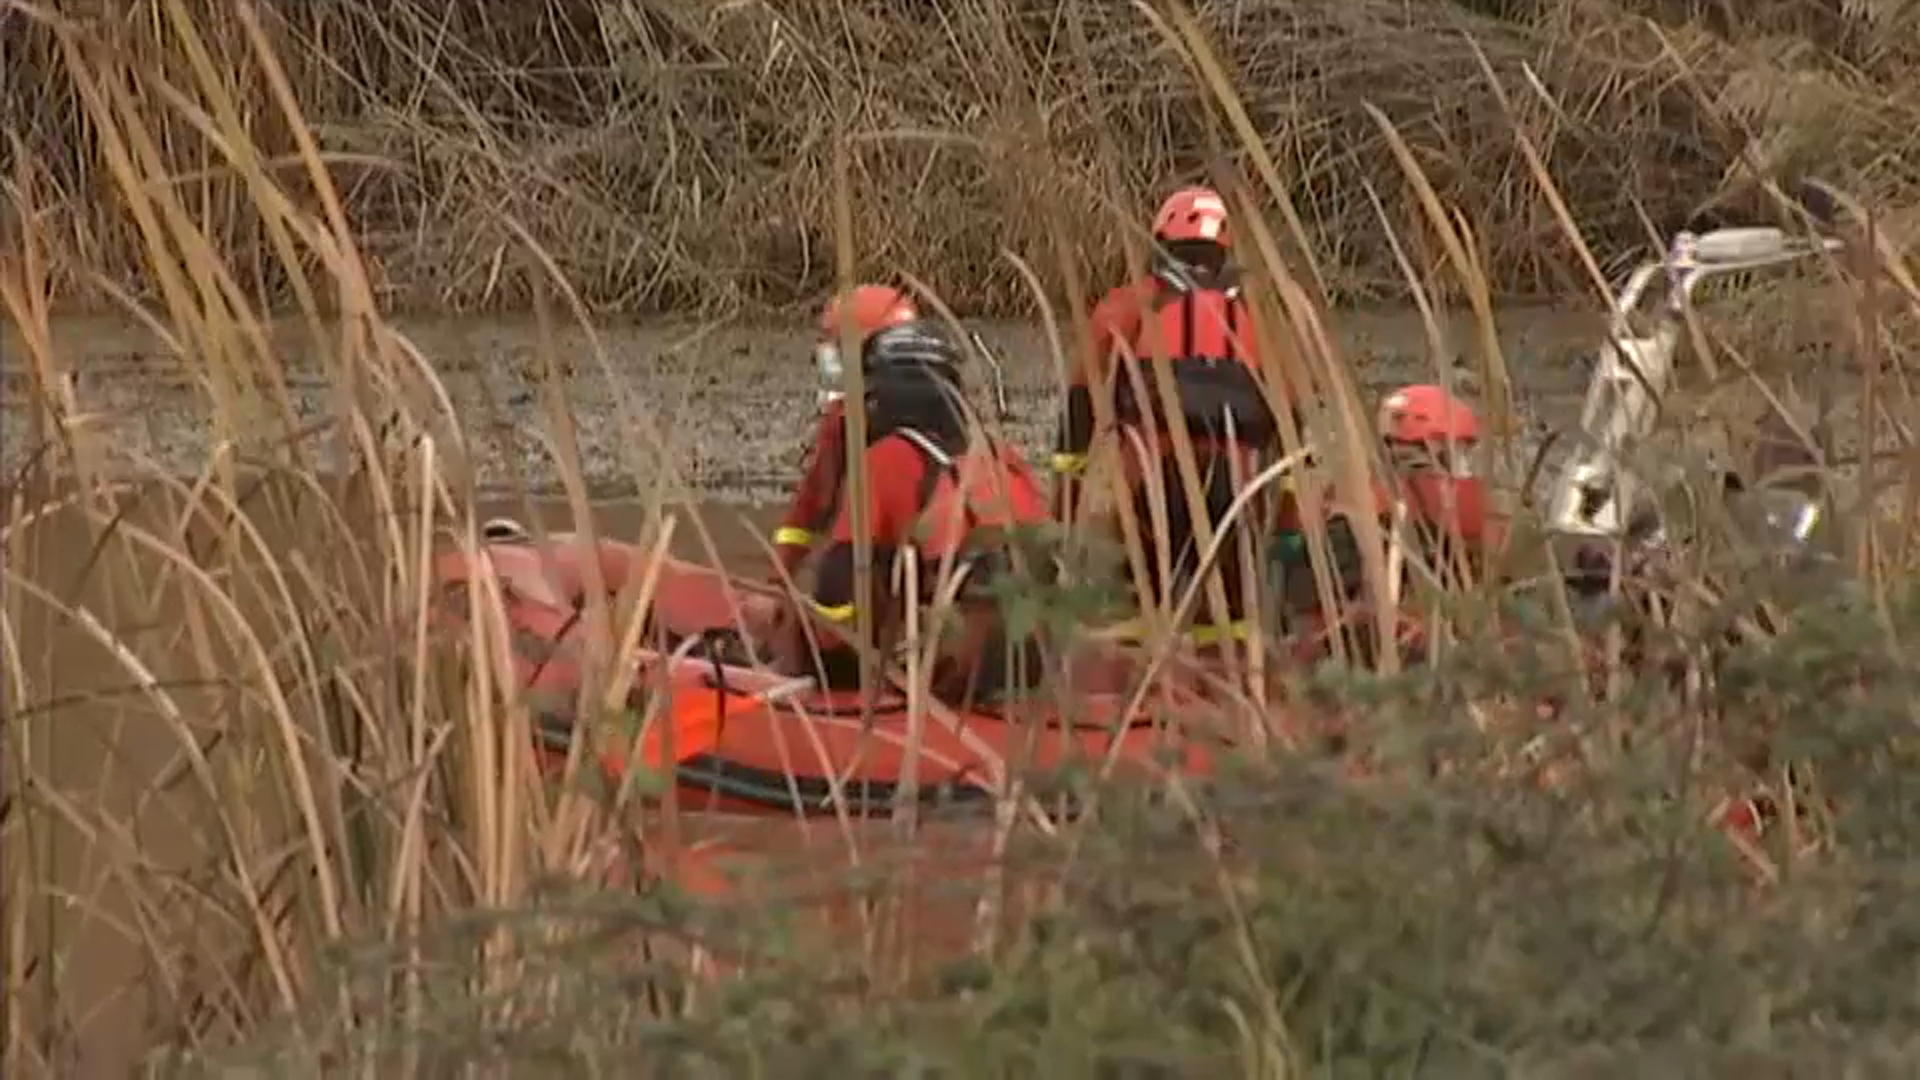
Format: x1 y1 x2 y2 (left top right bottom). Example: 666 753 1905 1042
432 522 1220 816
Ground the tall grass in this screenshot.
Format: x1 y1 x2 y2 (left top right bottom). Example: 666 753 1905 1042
2 0 1918 1076
4 0 1916 316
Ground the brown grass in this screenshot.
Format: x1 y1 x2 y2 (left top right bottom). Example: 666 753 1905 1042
4 0 1916 319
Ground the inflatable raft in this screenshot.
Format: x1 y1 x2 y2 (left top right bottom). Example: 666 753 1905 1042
433 524 1218 816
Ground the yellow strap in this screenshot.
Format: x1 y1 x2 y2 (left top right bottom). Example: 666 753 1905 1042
1050 452 1088 475
1095 616 1248 645
773 526 813 547
809 601 856 623
1184 619 1250 645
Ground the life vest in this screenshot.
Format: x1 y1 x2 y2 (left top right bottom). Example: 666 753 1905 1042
895 428 1049 551
894 427 1055 700
1112 269 1276 448
1401 472 1488 548
893 427 1054 598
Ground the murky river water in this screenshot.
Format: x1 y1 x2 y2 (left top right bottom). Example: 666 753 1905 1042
2 308 1604 502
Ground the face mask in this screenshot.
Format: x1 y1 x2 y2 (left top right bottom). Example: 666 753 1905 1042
814 341 844 407
1387 439 1477 478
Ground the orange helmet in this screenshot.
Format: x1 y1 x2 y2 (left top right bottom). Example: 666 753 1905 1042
817 285 918 342
1152 186 1230 247
1381 385 1488 542
1380 384 1480 480
1379 384 1480 446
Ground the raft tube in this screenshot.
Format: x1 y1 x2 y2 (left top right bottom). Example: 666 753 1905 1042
433 527 1216 816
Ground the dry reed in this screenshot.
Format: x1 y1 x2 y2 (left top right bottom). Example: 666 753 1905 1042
4 0 1916 318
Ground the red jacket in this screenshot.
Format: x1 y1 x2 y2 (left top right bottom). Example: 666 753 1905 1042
809 429 1050 650
1278 473 1492 542
772 398 849 573
1050 276 1158 477
1052 272 1291 486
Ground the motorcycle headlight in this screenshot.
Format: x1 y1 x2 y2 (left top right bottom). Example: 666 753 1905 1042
1743 488 1823 553
1766 492 1821 544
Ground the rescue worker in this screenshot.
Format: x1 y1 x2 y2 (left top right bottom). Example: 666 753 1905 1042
1374 382 1491 575
771 284 921 577
1050 185 1290 643
1271 383 1492 632
778 320 1055 705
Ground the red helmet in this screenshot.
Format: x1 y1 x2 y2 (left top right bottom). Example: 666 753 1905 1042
815 285 919 405
1381 386 1488 545
817 285 918 342
1152 186 1230 248
1378 384 1480 446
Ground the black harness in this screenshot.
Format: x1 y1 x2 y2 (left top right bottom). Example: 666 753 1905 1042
1112 274 1278 447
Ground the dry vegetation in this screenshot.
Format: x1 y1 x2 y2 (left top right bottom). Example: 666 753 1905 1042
3 0 1917 316
3 0 1919 1077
